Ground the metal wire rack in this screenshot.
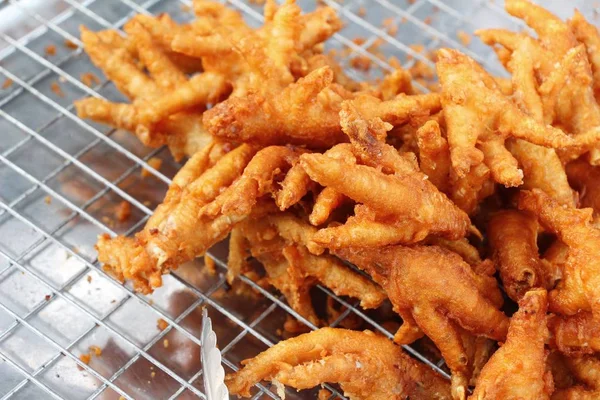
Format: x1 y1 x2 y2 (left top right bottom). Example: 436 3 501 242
0 0 595 399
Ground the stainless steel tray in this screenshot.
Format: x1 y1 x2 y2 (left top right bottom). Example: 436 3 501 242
0 0 594 399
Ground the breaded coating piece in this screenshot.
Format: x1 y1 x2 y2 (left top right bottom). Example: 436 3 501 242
548 312 600 355
225 328 452 399
567 159 600 219
334 245 508 399
488 210 554 301
519 189 600 320
436 48 574 186
416 119 495 215
301 104 471 247
97 144 257 293
469 289 552 400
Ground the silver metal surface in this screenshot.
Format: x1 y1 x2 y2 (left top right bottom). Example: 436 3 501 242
0 0 595 399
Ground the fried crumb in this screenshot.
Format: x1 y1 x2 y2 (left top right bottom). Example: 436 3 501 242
358 6 366 17
143 200 152 207
388 56 402 69
163 339 169 348
180 3 192 11
157 318 169 331
318 388 333 400
89 345 102 356
151 371 156 378
2 78 13 89
115 201 131 222
81 72 100 88
50 81 65 97
408 0 416 3
350 55 372 71
87 275 92 283
142 157 162 178
249 0 266 4
111 299 116 303
101 216 115 229
148 299 154 305
45 294 51 301
119 397 126 400
204 254 217 276
64 39 78 50
457 30 472 46
79 353 91 365
424 16 432 25
44 196 52 204
45 44 57 56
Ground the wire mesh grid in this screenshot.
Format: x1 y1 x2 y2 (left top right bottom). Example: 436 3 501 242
0 0 596 399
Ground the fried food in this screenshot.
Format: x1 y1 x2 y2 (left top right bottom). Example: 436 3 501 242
566 159 600 219
436 48 575 187
301 103 471 248
225 328 452 399
97 143 257 293
519 189 600 320
469 289 552 400
548 312 600 355
235 215 385 324
488 210 554 301
334 245 508 399
415 119 495 215
552 355 600 399
476 0 600 164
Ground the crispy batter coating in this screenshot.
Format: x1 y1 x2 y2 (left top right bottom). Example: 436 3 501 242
334 245 508 399
569 10 600 102
566 159 600 218
301 104 471 248
552 355 600 399
488 210 554 301
436 48 574 186
469 289 552 400
225 328 452 399
415 119 495 215
238 215 385 322
97 144 257 293
519 189 600 320
309 187 348 226
548 312 600 355
200 146 307 218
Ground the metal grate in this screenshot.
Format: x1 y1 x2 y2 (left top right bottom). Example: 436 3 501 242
0 0 595 399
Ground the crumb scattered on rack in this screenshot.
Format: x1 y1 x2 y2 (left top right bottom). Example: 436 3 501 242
143 200 152 207
45 45 57 56
350 55 371 71
382 17 398 36
44 196 52 204
45 294 51 301
89 345 102 356
101 216 116 229
424 16 432 25
318 388 333 400
157 318 168 331
180 3 192 12
358 6 366 17
458 30 472 46
2 78 13 89
115 200 131 222
163 339 169 348
150 371 156 378
204 254 217 275
119 397 126 400
50 81 65 97
87 275 92 283
81 72 100 88
64 39 78 50
79 353 91 365
148 299 154 305
142 157 162 178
